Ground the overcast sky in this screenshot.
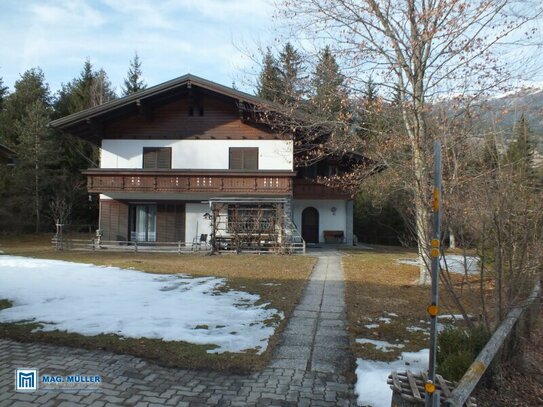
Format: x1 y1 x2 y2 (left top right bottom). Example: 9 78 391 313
0 0 277 95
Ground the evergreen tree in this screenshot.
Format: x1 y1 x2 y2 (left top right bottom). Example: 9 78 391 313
14 100 55 232
0 75 8 110
122 52 147 96
278 42 305 105
311 46 347 119
506 114 535 180
391 83 403 106
2 68 51 145
364 76 378 104
257 48 282 101
56 59 117 116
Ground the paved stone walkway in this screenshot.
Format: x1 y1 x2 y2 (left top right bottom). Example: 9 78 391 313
0 251 357 406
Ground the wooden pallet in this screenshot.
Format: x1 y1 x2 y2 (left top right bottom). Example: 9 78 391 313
387 371 476 406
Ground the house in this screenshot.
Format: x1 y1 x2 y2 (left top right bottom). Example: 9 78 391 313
50 75 356 252
0 144 16 166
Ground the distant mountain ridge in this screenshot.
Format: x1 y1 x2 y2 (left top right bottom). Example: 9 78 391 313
485 87 543 152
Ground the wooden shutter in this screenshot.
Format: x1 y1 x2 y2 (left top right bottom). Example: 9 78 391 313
143 148 157 169
156 148 171 169
143 147 171 169
229 148 243 170
229 148 258 170
244 148 258 170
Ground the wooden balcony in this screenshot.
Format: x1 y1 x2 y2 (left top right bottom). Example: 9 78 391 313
83 169 294 195
293 178 352 199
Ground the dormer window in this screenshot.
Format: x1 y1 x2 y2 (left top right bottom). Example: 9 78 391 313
229 147 258 170
143 147 171 169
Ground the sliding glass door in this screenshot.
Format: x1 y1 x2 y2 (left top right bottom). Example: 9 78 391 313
131 204 156 242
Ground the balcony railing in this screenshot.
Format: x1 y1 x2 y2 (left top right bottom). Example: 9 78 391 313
292 178 352 199
84 169 294 195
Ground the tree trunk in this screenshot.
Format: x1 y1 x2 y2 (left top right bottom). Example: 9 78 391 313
449 227 456 249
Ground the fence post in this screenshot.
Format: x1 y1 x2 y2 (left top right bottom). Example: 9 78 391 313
178 241 181 255
446 280 541 407
134 241 138 253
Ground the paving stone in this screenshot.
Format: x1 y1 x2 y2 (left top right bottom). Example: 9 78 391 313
0 251 357 407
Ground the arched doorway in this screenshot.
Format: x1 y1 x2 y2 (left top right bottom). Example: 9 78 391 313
302 207 319 244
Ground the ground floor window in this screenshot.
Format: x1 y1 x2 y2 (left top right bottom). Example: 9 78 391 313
227 205 275 234
130 204 157 242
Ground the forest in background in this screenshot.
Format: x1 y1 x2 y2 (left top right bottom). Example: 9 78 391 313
0 47 541 244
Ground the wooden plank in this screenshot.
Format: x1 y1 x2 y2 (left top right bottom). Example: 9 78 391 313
103 95 276 140
436 375 451 398
407 371 422 401
448 281 540 407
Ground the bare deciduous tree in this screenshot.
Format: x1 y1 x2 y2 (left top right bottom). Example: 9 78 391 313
277 0 542 284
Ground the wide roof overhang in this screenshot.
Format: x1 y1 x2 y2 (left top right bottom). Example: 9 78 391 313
49 74 273 143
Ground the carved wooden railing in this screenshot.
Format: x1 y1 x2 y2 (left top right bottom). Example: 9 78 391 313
83 169 294 195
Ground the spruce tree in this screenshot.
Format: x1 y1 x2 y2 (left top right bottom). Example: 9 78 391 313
257 48 282 101
364 76 378 103
57 59 117 116
0 76 8 110
278 42 305 105
3 68 51 145
311 46 346 119
15 100 54 232
507 114 535 180
122 52 147 96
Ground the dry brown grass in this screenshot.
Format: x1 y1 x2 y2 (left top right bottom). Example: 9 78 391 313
342 247 482 362
0 234 316 372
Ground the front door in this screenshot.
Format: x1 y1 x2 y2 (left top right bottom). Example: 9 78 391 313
301 207 319 244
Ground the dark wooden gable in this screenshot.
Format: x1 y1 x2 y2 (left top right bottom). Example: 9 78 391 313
103 94 275 141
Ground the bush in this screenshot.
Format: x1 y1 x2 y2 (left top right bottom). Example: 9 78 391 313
437 324 491 382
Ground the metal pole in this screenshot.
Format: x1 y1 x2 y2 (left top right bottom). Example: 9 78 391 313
426 140 442 407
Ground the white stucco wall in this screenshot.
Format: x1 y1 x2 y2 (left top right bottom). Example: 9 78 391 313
185 203 212 243
292 199 349 244
101 139 293 171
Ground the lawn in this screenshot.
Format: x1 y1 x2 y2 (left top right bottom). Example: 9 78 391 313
0 234 315 373
342 246 483 407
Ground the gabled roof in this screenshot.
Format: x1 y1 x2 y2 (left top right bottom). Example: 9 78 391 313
49 74 268 130
0 143 16 156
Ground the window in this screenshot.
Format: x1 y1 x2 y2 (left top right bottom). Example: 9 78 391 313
227 205 274 233
129 204 157 242
229 147 258 170
143 147 171 169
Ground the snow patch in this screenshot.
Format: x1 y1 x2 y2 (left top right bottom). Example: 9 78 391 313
355 349 429 407
406 326 428 334
364 323 380 329
378 317 391 324
355 338 405 352
397 255 480 275
0 256 282 354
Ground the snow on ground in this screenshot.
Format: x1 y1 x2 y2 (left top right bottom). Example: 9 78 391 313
0 256 282 354
397 254 480 275
355 349 429 407
378 317 391 324
355 338 405 352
